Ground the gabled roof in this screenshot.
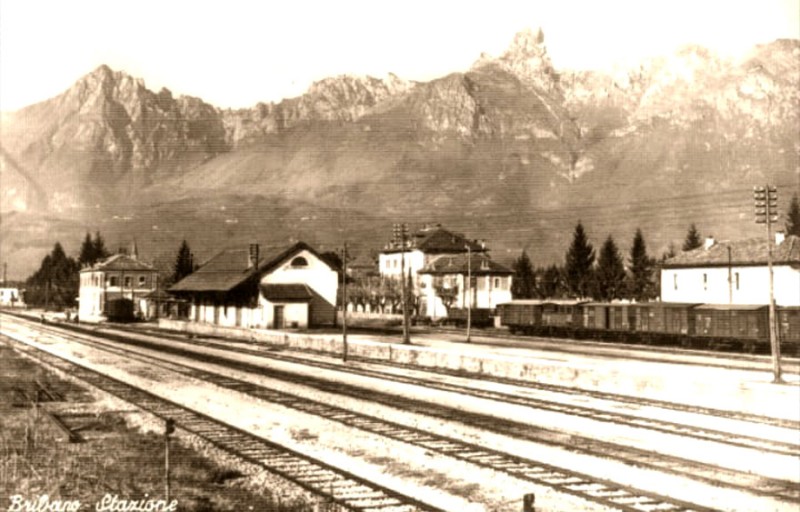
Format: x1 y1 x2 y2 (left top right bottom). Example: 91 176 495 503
662 235 800 268
260 284 313 301
419 253 512 275
81 254 155 272
169 241 325 293
382 227 486 254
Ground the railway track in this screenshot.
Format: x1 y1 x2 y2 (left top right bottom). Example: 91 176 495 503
93 317 800 434
11 311 798 431
4 315 799 509
0 334 444 512
2 326 717 512
83 318 800 433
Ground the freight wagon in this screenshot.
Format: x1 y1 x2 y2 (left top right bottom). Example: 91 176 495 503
498 300 800 355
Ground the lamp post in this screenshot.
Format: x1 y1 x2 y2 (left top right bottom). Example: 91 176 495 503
754 185 782 383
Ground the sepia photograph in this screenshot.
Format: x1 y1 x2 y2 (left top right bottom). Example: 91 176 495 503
1 1 799 510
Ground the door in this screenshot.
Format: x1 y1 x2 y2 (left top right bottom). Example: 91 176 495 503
273 305 285 329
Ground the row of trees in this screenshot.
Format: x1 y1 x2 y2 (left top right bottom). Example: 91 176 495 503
511 223 708 302
510 191 800 303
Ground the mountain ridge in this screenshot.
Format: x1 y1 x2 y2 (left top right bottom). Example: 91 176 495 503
1 29 798 279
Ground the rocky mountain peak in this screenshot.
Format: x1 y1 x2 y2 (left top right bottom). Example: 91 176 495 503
505 27 546 60
473 27 562 97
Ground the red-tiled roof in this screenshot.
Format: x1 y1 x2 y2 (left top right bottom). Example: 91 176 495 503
81 254 155 272
419 253 512 275
662 235 800 268
260 284 313 301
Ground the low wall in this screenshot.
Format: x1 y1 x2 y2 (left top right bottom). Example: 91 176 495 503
338 311 403 322
158 319 799 419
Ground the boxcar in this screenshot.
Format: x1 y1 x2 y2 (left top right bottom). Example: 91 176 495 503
583 302 635 331
497 300 543 333
499 300 586 334
693 304 769 351
582 303 608 330
633 302 698 335
778 307 800 346
540 300 586 327
446 307 493 327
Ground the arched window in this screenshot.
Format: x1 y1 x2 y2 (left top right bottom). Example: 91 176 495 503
290 256 308 268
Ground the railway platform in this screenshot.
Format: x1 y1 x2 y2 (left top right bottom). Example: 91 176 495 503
152 317 800 421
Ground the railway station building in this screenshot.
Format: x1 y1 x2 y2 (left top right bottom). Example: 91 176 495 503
169 241 338 329
78 252 160 322
660 233 800 306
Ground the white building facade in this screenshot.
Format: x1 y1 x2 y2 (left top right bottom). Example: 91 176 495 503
661 234 800 306
170 242 338 329
418 253 513 319
79 254 159 322
0 286 24 307
378 225 487 293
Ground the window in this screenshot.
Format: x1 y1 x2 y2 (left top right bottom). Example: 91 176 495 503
109 276 119 287
138 275 147 287
290 256 308 267
735 272 739 290
124 276 132 288
494 278 500 288
703 273 707 291
673 274 678 290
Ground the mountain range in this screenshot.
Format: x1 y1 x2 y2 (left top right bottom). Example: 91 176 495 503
1 28 798 279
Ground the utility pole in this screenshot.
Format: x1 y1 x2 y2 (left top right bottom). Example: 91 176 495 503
754 185 782 383
341 242 349 362
466 242 472 343
393 223 411 344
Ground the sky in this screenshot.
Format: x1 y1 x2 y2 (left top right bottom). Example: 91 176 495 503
0 0 798 111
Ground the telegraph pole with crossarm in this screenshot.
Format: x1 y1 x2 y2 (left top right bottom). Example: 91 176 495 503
754 185 783 383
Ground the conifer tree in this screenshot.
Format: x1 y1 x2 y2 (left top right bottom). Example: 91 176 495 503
594 235 626 301
78 233 95 268
682 223 702 251
172 240 195 284
78 232 109 268
627 228 656 301
564 222 595 298
786 193 800 237
92 231 110 261
537 264 564 299
25 242 79 308
511 251 536 299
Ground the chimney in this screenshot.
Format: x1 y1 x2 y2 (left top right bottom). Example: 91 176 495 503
704 236 715 250
775 231 785 245
248 243 259 269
